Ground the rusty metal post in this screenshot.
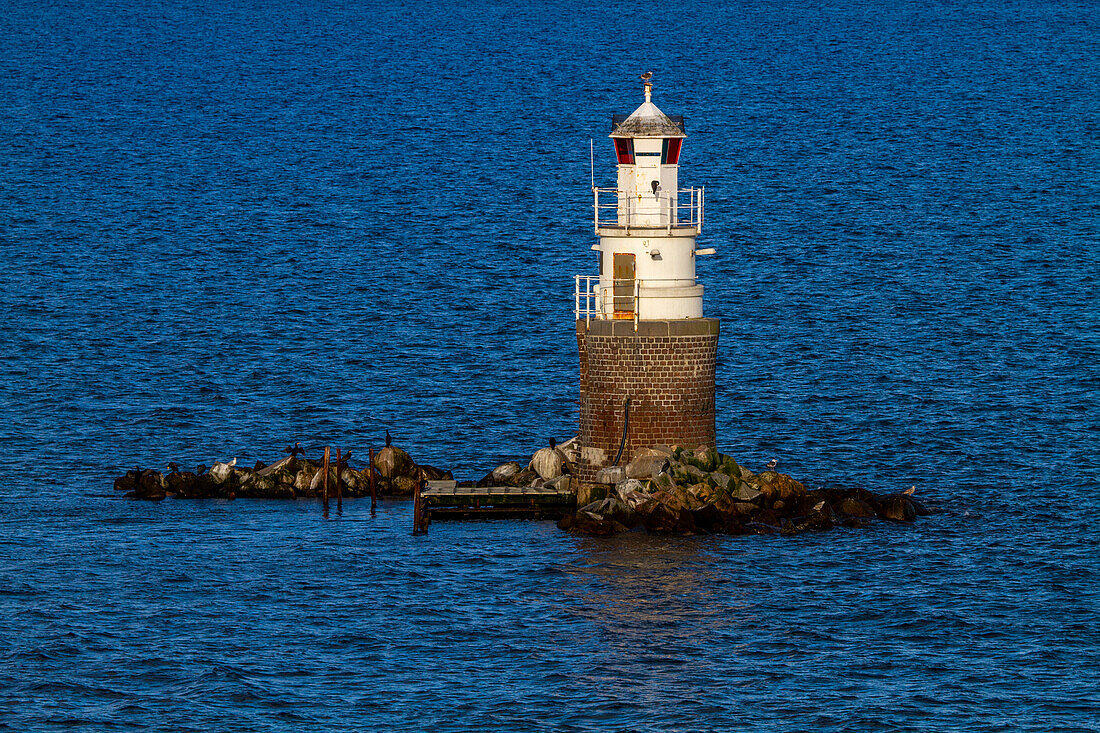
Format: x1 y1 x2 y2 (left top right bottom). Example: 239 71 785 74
412 477 422 535
321 446 330 513
369 446 377 516
335 447 343 514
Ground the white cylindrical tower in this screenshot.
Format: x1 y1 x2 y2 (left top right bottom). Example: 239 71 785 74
587 78 709 321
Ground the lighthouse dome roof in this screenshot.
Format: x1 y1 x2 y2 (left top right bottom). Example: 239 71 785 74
610 91 686 139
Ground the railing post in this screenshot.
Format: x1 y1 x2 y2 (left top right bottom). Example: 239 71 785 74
634 279 640 331
574 274 580 321
699 186 704 234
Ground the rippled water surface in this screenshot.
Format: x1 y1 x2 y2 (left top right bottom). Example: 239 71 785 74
2 0 1098 730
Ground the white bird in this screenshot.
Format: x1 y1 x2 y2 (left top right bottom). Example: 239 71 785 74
640 71 653 81
766 459 778 470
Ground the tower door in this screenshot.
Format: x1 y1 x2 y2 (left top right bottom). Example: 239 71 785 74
613 253 635 319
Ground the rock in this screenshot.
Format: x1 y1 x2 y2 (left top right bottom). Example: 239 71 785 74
417 464 452 481
711 471 732 490
376 445 415 479
257 456 298 478
391 475 419 496
691 446 720 472
294 465 317 494
731 483 763 502
588 497 639 529
577 484 607 507
625 450 670 479
129 469 166 500
572 509 628 536
209 460 237 485
556 437 581 465
876 494 916 522
595 466 625 485
756 471 806 501
531 446 568 480
478 461 523 487
839 497 875 518
692 502 725 533
506 468 538 488
614 478 653 509
544 474 572 491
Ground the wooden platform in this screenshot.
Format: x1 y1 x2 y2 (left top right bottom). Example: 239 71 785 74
420 480 576 521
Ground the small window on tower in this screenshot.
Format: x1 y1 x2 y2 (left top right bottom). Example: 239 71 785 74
614 139 634 165
662 138 682 165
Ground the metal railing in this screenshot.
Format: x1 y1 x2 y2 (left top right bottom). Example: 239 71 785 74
575 275 698 329
593 186 704 234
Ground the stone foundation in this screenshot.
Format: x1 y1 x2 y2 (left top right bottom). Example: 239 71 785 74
576 318 719 483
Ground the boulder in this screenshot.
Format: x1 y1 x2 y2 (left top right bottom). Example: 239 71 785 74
544 474 572 492
595 466 625 485
391 475 419 496
478 461 524 487
376 445 415 479
625 450 670 479
257 456 298 478
731 483 763 503
577 484 607 507
692 502 726 533
691 446 720 472
614 478 653 509
417 464 452 482
556 437 581 465
586 497 639 530
530 447 568 480
507 468 539 488
839 497 875 518
125 469 166 500
876 494 916 522
209 461 236 485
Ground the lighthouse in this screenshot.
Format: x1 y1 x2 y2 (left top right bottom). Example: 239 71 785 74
575 76 720 483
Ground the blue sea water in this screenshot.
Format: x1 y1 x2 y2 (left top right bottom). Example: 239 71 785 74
2 0 1099 729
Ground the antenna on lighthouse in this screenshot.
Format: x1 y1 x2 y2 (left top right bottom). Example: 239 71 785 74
589 138 594 188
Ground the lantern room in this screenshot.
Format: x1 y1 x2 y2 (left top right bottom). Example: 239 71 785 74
609 80 687 229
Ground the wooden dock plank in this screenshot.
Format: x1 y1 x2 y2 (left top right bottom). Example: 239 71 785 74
420 481 576 521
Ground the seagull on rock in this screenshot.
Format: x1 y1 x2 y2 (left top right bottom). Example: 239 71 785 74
766 459 778 470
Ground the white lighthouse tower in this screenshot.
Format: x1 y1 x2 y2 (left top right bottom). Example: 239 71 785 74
578 75 711 322
575 75 720 484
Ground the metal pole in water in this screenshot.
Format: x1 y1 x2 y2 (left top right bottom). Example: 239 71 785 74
335 446 343 514
412 477 422 535
322 446 330 515
369 446 377 516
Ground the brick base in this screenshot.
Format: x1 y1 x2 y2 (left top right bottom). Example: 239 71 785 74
576 318 719 483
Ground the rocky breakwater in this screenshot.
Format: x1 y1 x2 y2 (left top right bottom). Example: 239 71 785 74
558 445 930 536
113 442 451 501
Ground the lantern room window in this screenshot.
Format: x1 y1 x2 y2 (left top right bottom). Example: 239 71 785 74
661 138 682 165
614 139 634 164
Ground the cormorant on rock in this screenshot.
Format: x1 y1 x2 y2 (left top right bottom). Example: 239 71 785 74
766 459 778 470
167 462 180 474
285 442 305 458
549 437 557 449
385 430 392 447
342 450 353 463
